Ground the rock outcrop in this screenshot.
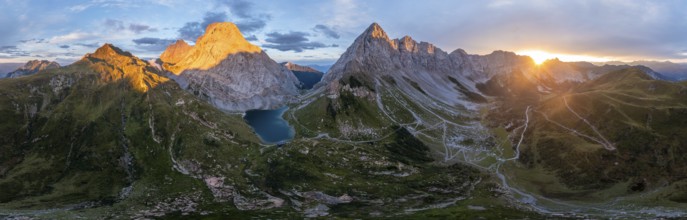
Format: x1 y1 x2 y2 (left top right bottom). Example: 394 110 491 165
161 22 300 112
80 44 168 92
5 60 60 78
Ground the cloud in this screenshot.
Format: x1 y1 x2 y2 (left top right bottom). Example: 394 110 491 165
149 0 175 7
104 19 125 31
129 23 157 34
132 37 175 51
487 0 514 8
265 31 310 44
262 31 333 52
68 4 91 12
75 42 101 48
59 45 70 49
104 19 157 34
235 18 266 33
220 0 252 19
178 12 228 41
199 12 229 29
245 35 258 41
0 46 30 58
313 24 340 39
216 0 269 33
177 22 201 41
175 0 270 42
49 32 100 44
43 52 82 58
19 39 46 44
328 0 370 30
380 1 687 60
68 0 171 12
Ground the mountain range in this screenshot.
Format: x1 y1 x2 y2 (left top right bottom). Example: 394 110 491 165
1 60 60 78
601 60 687 80
0 22 686 219
282 62 324 89
0 63 24 77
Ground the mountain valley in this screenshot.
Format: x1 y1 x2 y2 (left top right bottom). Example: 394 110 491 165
0 20 686 219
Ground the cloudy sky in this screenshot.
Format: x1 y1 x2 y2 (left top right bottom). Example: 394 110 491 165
1 0 686 66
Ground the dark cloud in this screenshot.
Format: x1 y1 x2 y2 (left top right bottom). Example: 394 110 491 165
132 37 175 51
0 45 30 58
176 0 270 42
245 35 258 41
105 19 157 34
129 23 158 34
201 12 229 28
313 24 340 39
265 31 309 44
178 12 228 42
104 19 125 31
75 42 100 48
177 22 201 41
20 38 46 44
44 52 81 58
59 45 70 49
217 0 270 33
0 46 17 51
262 31 332 52
235 18 266 33
220 0 252 19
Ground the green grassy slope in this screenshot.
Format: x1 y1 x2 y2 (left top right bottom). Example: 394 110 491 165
486 68 687 205
0 46 543 219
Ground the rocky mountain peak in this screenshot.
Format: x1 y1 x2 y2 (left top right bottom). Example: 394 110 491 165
161 22 300 111
89 43 133 59
160 39 192 64
362 22 390 41
164 22 262 74
319 22 451 87
82 44 165 92
21 60 60 71
4 60 60 78
476 50 536 68
83 43 144 68
194 22 260 53
282 62 320 73
398 35 415 51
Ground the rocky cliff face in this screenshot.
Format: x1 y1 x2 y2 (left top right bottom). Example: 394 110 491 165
161 22 300 112
159 40 192 65
5 60 60 78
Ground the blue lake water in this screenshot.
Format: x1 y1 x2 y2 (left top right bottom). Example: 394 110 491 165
243 107 294 144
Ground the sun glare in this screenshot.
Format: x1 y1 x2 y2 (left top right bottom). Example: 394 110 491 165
517 50 611 65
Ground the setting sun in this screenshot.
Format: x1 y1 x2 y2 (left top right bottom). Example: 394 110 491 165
517 50 612 65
